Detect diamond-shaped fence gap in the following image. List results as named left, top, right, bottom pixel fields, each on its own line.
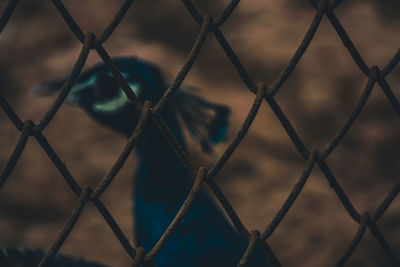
left=329, top=1, right=400, bottom=69
left=200, top=92, right=295, bottom=226
left=0, top=195, right=71, bottom=248
left=240, top=103, right=305, bottom=166
left=371, top=0, right=400, bottom=21
left=344, top=227, right=393, bottom=267
left=24, top=46, right=96, bottom=99
left=323, top=84, right=400, bottom=205
left=0, top=63, right=71, bottom=136
left=98, top=174, right=133, bottom=239
left=0, top=0, right=76, bottom=59
left=210, top=0, right=321, bottom=88
left=90, top=141, right=137, bottom=252
left=210, top=100, right=305, bottom=224
left=39, top=101, right=131, bottom=187
left=273, top=28, right=370, bottom=152
left=0, top=135, right=78, bottom=210
left=0, top=138, right=80, bottom=247
left=181, top=35, right=246, bottom=95
left=334, top=212, right=369, bottom=267
left=170, top=36, right=258, bottom=165
left=268, top=167, right=358, bottom=267
left=125, top=0, right=205, bottom=57
left=117, top=11, right=213, bottom=103
left=178, top=82, right=248, bottom=163
left=153, top=17, right=212, bottom=113
left=261, top=149, right=319, bottom=243
left=212, top=90, right=303, bottom=167
left=52, top=200, right=134, bottom=266
left=55, top=0, right=129, bottom=41
left=58, top=0, right=135, bottom=52
left=222, top=153, right=307, bottom=230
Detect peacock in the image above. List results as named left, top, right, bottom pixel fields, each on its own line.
left=4, top=57, right=279, bottom=266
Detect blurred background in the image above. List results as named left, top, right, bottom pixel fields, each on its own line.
left=0, top=0, right=400, bottom=266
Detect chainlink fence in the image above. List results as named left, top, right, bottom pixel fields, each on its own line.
left=0, top=0, right=399, bottom=266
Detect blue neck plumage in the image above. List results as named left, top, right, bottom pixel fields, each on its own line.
left=132, top=107, right=194, bottom=250
left=133, top=106, right=192, bottom=207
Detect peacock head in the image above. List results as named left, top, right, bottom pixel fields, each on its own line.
left=33, top=57, right=230, bottom=152
left=33, top=57, right=167, bottom=136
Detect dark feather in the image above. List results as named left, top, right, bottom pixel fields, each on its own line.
left=171, top=86, right=230, bottom=153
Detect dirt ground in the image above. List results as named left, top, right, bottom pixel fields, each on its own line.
left=0, top=1, right=400, bottom=266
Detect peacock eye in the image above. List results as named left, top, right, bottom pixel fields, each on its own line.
left=106, top=71, right=131, bottom=80
left=95, top=73, right=119, bottom=99
left=72, top=74, right=97, bottom=92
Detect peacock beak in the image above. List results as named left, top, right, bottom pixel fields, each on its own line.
left=31, top=75, right=85, bottom=106
left=31, top=76, right=67, bottom=96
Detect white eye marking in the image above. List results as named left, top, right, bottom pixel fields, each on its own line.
left=106, top=71, right=131, bottom=80
left=66, top=74, right=98, bottom=105
left=72, top=74, right=97, bottom=92
left=92, top=82, right=141, bottom=113
left=93, top=90, right=129, bottom=112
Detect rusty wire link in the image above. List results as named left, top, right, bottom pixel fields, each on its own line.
left=316, top=160, right=362, bottom=223
left=377, top=77, right=400, bottom=116
left=96, top=0, right=135, bottom=45
left=381, top=49, right=400, bottom=77
left=95, top=43, right=144, bottom=111
left=36, top=34, right=95, bottom=132
left=208, top=83, right=267, bottom=179
left=91, top=101, right=153, bottom=199
left=268, top=0, right=327, bottom=97
left=261, top=149, right=319, bottom=240
left=206, top=178, right=249, bottom=237
left=0, top=0, right=18, bottom=33
left=0, top=120, right=33, bottom=189
left=334, top=212, right=370, bottom=267
left=152, top=112, right=195, bottom=174
left=237, top=230, right=261, bottom=267
left=369, top=219, right=399, bottom=265
left=91, top=198, right=137, bottom=260
left=372, top=179, right=400, bottom=223
left=153, top=15, right=213, bottom=115
left=320, top=66, right=379, bottom=160
left=1, top=0, right=400, bottom=266
left=0, top=91, right=24, bottom=130
left=132, top=247, right=146, bottom=267
left=33, top=131, right=83, bottom=196
left=51, top=0, right=85, bottom=43
left=39, top=187, right=93, bottom=267
left=146, top=167, right=207, bottom=261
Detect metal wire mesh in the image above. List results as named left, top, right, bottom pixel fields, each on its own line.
left=0, top=0, right=399, bottom=266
